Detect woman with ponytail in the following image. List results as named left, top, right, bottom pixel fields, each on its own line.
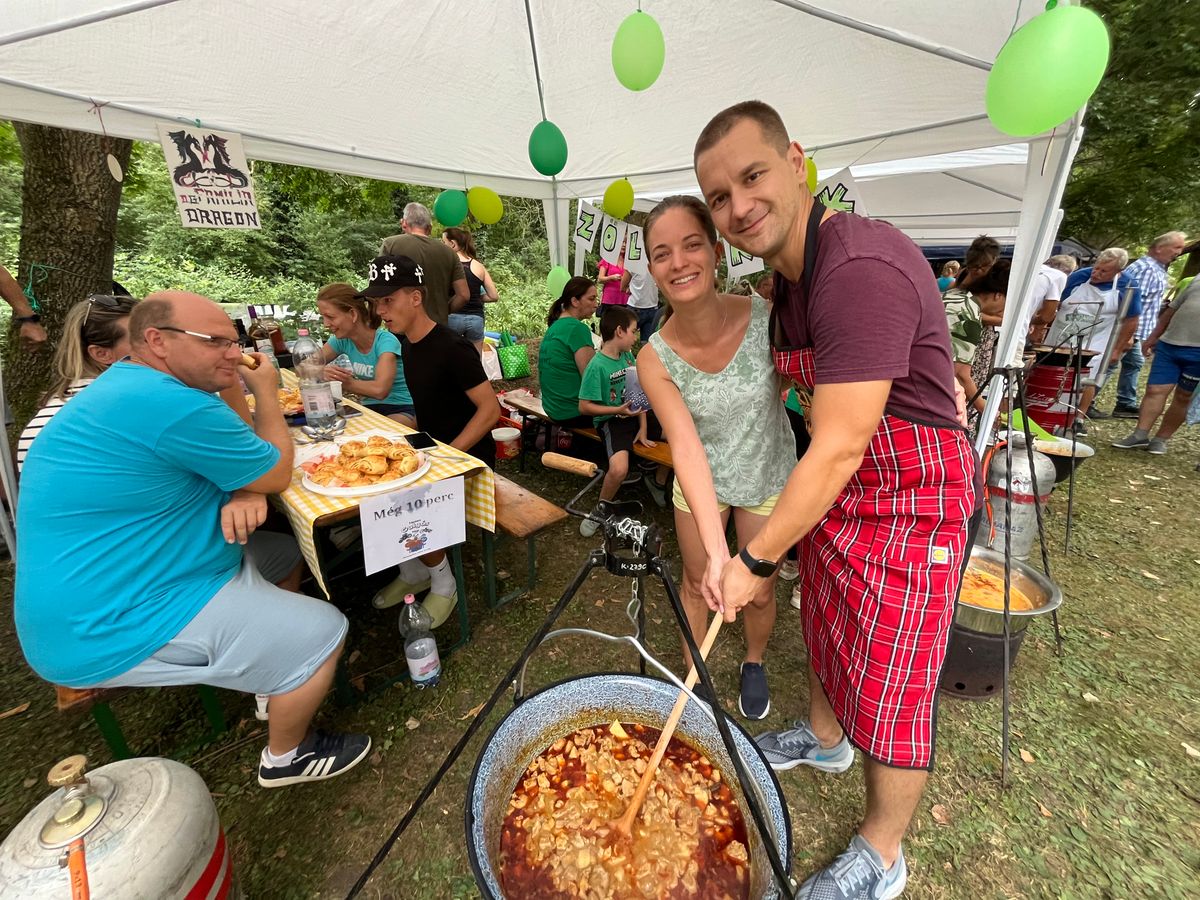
left=442, top=226, right=499, bottom=352
left=317, top=283, right=415, bottom=426
left=17, top=294, right=140, bottom=471
left=537, top=276, right=599, bottom=428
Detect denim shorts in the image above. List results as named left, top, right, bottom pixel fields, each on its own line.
left=1147, top=340, right=1200, bottom=393
left=367, top=402, right=417, bottom=419
left=94, top=532, right=347, bottom=696
left=447, top=313, right=485, bottom=343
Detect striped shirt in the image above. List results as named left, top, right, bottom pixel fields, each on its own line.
left=17, top=379, right=94, bottom=472
left=1124, top=255, right=1170, bottom=340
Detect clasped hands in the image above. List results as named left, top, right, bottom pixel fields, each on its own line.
left=701, top=548, right=768, bottom=624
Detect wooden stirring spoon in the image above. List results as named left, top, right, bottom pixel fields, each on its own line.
left=611, top=614, right=724, bottom=842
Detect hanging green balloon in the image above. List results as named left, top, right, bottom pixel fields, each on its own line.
left=433, top=190, right=469, bottom=227
left=603, top=178, right=635, bottom=219
left=546, top=265, right=571, bottom=297
left=611, top=11, right=665, bottom=91
left=986, top=6, right=1110, bottom=137
left=528, top=120, right=569, bottom=177
left=467, top=187, right=504, bottom=225
left=806, top=158, right=818, bottom=193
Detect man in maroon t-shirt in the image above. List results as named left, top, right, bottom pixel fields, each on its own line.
left=694, top=101, right=977, bottom=900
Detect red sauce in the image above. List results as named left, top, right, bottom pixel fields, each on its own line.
left=499, top=723, right=750, bottom=899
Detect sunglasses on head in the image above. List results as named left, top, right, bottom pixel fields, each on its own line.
left=83, top=294, right=129, bottom=327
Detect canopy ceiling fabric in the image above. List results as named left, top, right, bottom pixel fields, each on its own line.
left=0, top=0, right=1049, bottom=200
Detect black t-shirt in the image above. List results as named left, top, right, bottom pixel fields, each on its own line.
left=400, top=324, right=495, bottom=467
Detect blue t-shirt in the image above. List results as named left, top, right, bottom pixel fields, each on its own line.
left=1062, top=267, right=1142, bottom=319
left=327, top=330, right=412, bottom=408
left=14, top=363, right=280, bottom=686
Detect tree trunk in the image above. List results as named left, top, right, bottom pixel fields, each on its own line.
left=5, top=124, right=131, bottom=429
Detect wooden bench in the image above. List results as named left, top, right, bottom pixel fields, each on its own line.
left=482, top=474, right=568, bottom=609
left=56, top=684, right=227, bottom=760
left=503, top=394, right=674, bottom=471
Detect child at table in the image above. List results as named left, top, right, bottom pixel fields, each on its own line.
left=576, top=306, right=667, bottom=536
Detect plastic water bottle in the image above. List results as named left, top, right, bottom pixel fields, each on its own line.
left=398, top=593, right=441, bottom=688
left=332, top=352, right=353, bottom=372
left=292, top=328, right=338, bottom=432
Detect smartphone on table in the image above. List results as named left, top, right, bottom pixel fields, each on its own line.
left=404, top=431, right=438, bottom=450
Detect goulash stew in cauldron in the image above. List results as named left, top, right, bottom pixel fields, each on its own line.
left=500, top=722, right=749, bottom=899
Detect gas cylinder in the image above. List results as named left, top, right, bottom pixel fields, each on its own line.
left=0, top=755, right=240, bottom=899
left=978, top=434, right=1057, bottom=560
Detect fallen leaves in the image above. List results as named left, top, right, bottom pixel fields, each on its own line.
left=931, top=803, right=951, bottom=826
left=459, top=702, right=486, bottom=721
left=1019, top=748, right=1035, bottom=764
left=1036, top=801, right=1053, bottom=818
left=1107, top=498, right=1125, bottom=504
left=1082, top=692, right=1100, bottom=703
left=405, top=717, right=420, bottom=730
left=1141, top=571, right=1162, bottom=581
left=0, top=702, right=30, bottom=720
left=1183, top=742, right=1200, bottom=759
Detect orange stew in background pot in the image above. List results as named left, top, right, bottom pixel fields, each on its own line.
left=500, top=722, right=750, bottom=899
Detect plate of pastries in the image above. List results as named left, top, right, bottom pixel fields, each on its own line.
left=299, top=431, right=431, bottom=497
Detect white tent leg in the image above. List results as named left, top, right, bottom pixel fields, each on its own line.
left=974, top=119, right=1085, bottom=458
left=541, top=191, right=570, bottom=270
left=0, top=359, right=19, bottom=556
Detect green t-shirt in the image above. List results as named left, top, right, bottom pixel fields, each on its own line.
left=579, top=349, right=636, bottom=426
left=538, top=316, right=595, bottom=421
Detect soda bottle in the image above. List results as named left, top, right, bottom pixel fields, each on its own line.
left=398, top=593, right=441, bottom=688
left=292, top=328, right=338, bottom=433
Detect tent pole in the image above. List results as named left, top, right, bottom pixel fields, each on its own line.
left=974, top=118, right=1085, bottom=458
left=0, top=0, right=186, bottom=49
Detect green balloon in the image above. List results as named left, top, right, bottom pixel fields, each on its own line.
left=546, top=265, right=571, bottom=297
left=468, top=187, right=504, bottom=225
left=611, top=11, right=665, bottom=92
left=986, top=6, right=1110, bottom=137
left=433, top=190, right=468, bottom=227
left=603, top=178, right=635, bottom=219
left=528, top=120, right=568, bottom=177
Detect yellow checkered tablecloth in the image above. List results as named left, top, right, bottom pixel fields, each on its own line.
left=273, top=380, right=495, bottom=597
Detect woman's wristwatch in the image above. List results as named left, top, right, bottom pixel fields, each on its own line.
left=738, top=546, right=780, bottom=577
left=14, top=314, right=41, bottom=324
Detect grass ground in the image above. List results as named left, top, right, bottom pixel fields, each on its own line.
left=2, top=386, right=1198, bottom=898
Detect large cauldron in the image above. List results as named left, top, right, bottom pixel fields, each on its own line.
left=466, top=673, right=793, bottom=899
left=955, top=546, right=1063, bottom=635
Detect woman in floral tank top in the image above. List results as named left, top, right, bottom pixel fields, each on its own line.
left=637, top=196, right=795, bottom=721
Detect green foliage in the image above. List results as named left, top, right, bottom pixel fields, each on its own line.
left=1060, top=0, right=1200, bottom=246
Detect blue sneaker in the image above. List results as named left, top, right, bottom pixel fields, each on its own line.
left=754, top=720, right=854, bottom=772
left=798, top=835, right=907, bottom=899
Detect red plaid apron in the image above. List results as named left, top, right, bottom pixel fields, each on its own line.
left=772, top=201, right=977, bottom=768
left=776, top=346, right=976, bottom=769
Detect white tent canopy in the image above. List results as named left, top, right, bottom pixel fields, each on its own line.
left=2, top=0, right=1048, bottom=200
left=0, top=0, right=1089, bottom=455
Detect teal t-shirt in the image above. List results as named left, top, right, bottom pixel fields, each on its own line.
left=327, top=330, right=412, bottom=408
left=14, top=362, right=280, bottom=686
left=538, top=316, right=595, bottom=421
left=579, top=349, right=635, bottom=426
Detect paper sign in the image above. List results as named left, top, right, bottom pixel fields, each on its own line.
left=597, top=216, right=629, bottom=265
left=722, top=239, right=765, bottom=280
left=814, top=167, right=868, bottom=217
left=358, top=476, right=465, bottom=575
left=156, top=123, right=260, bottom=229
left=573, top=200, right=601, bottom=274
left=624, top=224, right=648, bottom=274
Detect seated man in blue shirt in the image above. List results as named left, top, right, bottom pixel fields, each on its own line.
left=15, top=291, right=370, bottom=789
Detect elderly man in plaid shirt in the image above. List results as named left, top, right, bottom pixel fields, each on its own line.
left=1103, top=231, right=1188, bottom=418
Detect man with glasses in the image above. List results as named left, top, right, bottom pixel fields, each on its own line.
left=16, top=291, right=371, bottom=789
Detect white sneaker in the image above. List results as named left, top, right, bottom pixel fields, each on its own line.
left=789, top=583, right=802, bottom=610
left=580, top=518, right=599, bottom=538
left=778, top=559, right=799, bottom=582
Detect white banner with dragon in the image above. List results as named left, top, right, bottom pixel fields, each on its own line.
left=156, top=124, right=261, bottom=229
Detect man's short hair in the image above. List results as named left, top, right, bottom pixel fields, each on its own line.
left=964, top=235, right=1002, bottom=271
left=402, top=202, right=433, bottom=232
left=694, top=100, right=790, bottom=165
left=599, top=305, right=638, bottom=342
left=1045, top=254, right=1077, bottom=274
left=127, top=297, right=175, bottom=346
left=1150, top=230, right=1187, bottom=249
left=1096, top=247, right=1130, bottom=269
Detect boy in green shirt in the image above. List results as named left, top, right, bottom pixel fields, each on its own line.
left=577, top=306, right=655, bottom=536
